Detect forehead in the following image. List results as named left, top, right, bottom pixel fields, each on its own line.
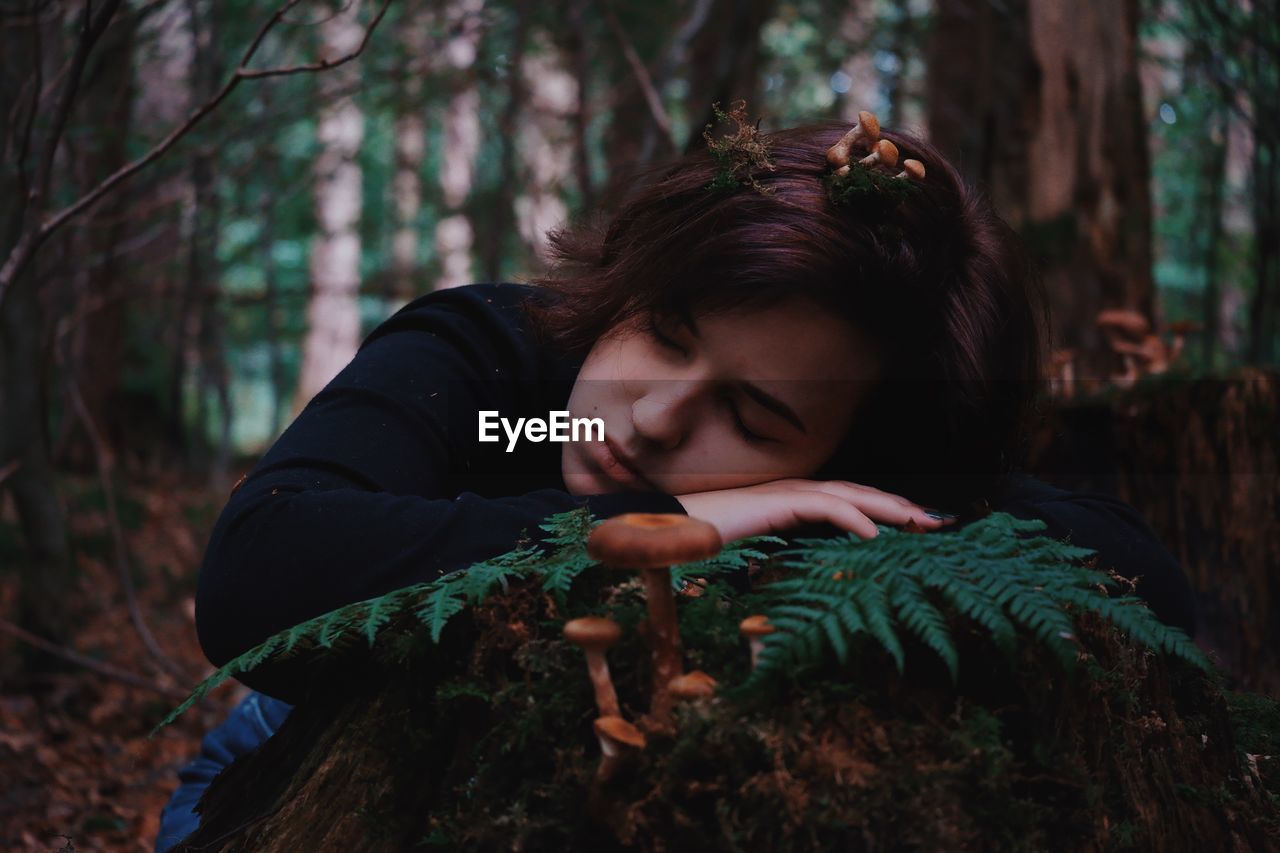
left=688, top=297, right=879, bottom=385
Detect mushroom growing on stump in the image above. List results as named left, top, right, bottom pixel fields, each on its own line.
left=1166, top=320, right=1202, bottom=364
left=1096, top=309, right=1154, bottom=388
left=739, top=615, right=776, bottom=671
left=587, top=513, right=722, bottom=726
left=669, top=670, right=718, bottom=702
left=563, top=616, right=623, bottom=718
left=593, top=715, right=646, bottom=783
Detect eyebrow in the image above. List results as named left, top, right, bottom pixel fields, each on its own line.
left=676, top=313, right=808, bottom=435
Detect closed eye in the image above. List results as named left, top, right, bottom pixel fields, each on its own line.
left=646, top=316, right=776, bottom=442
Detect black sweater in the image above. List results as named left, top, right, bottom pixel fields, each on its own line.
left=196, top=282, right=1199, bottom=701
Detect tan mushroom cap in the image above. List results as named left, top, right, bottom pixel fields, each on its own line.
left=593, top=715, right=646, bottom=749
left=669, top=670, right=718, bottom=700
left=858, top=138, right=899, bottom=169
left=857, top=110, right=881, bottom=141
left=898, top=159, right=925, bottom=180
left=587, top=513, right=723, bottom=569
left=739, top=614, right=776, bottom=638
left=563, top=616, right=622, bottom=650
left=1096, top=309, right=1150, bottom=340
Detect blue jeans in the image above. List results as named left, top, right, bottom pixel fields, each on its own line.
left=154, top=691, right=294, bottom=853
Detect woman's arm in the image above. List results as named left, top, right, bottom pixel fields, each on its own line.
left=195, top=284, right=682, bottom=701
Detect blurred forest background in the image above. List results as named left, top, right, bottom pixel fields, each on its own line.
left=0, top=0, right=1276, bottom=847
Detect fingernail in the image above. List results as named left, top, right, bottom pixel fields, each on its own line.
left=924, top=511, right=958, bottom=521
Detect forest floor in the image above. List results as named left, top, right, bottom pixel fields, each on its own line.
left=0, top=470, right=251, bottom=852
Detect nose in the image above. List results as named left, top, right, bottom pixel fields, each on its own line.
left=630, top=381, right=702, bottom=452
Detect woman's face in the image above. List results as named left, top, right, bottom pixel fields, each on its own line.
left=561, top=296, right=881, bottom=497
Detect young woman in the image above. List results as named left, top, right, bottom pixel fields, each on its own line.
left=155, top=119, right=1198, bottom=851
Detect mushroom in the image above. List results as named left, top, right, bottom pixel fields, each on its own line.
left=593, top=715, right=646, bottom=782
left=857, top=139, right=899, bottom=171
left=826, top=110, right=881, bottom=167
left=563, top=616, right=623, bottom=718
left=1165, top=320, right=1202, bottom=364
left=1096, top=308, right=1150, bottom=346
left=668, top=670, right=717, bottom=701
left=1048, top=347, right=1077, bottom=400
left=1111, top=333, right=1172, bottom=377
left=1097, top=309, right=1154, bottom=386
left=587, top=513, right=722, bottom=725
left=894, top=159, right=925, bottom=181
left=739, top=615, right=776, bottom=671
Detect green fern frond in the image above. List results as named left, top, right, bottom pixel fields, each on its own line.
left=745, top=511, right=1209, bottom=690
left=885, top=572, right=957, bottom=681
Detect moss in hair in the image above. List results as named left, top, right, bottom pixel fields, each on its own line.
left=702, top=99, right=777, bottom=195
left=822, top=163, right=920, bottom=215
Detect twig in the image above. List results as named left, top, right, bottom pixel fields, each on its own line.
left=602, top=4, right=676, bottom=151
left=0, top=617, right=189, bottom=700
left=0, top=0, right=393, bottom=309
left=61, top=372, right=192, bottom=682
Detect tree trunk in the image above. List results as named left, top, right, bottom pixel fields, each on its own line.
left=1199, top=101, right=1227, bottom=368
left=294, top=0, right=366, bottom=410
left=176, top=581, right=1278, bottom=850
left=513, top=30, right=575, bottom=268
left=479, top=0, right=530, bottom=284
left=679, top=0, right=776, bottom=155
left=1027, top=367, right=1280, bottom=699
left=0, top=3, right=75, bottom=650
left=927, top=0, right=1155, bottom=370
left=52, top=10, right=139, bottom=474
left=436, top=0, right=484, bottom=291
left=389, top=7, right=429, bottom=307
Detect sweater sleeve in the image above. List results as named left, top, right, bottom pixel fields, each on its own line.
left=994, top=473, right=1199, bottom=638
left=194, top=284, right=684, bottom=701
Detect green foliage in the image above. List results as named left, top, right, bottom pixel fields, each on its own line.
left=152, top=509, right=1212, bottom=738
left=148, top=507, right=774, bottom=735
left=744, top=512, right=1211, bottom=690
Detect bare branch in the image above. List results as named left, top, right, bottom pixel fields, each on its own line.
left=0, top=0, right=393, bottom=308
left=0, top=616, right=190, bottom=700
left=33, top=0, right=126, bottom=207
left=603, top=4, right=676, bottom=152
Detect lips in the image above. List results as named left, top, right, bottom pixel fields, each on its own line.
left=593, top=436, right=655, bottom=491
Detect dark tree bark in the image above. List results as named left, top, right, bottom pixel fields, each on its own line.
left=52, top=8, right=140, bottom=473
left=1027, top=368, right=1280, bottom=698
left=927, top=0, right=1156, bottom=373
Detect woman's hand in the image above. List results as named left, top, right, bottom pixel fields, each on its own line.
left=674, top=479, right=955, bottom=543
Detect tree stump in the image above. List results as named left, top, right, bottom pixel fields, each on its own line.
left=176, top=581, right=1280, bottom=851
left=1028, top=367, right=1280, bottom=697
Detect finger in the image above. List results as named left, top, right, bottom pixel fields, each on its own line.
left=801, top=481, right=943, bottom=528
left=787, top=493, right=880, bottom=539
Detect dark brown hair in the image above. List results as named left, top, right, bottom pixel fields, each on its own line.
left=522, top=120, right=1050, bottom=516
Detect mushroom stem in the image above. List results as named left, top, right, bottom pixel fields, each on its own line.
left=640, top=567, right=683, bottom=724
left=739, top=615, right=776, bottom=672
left=585, top=652, right=620, bottom=718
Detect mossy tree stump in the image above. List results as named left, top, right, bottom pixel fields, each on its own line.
left=175, top=580, right=1279, bottom=851
left=1028, top=367, right=1280, bottom=698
